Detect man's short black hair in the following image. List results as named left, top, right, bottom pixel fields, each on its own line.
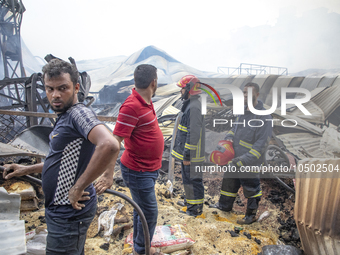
left=244, top=82, right=260, bottom=94
left=42, top=59, right=79, bottom=86
left=134, top=64, right=157, bottom=89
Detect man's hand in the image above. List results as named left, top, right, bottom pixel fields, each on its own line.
left=94, top=175, right=113, bottom=195
left=183, top=160, right=191, bottom=166
left=2, top=164, right=27, bottom=180
left=68, top=186, right=90, bottom=210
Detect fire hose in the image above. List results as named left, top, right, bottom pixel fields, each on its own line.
left=0, top=167, right=151, bottom=255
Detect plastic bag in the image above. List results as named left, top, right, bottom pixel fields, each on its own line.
left=125, top=224, right=195, bottom=254
left=98, top=203, right=124, bottom=241
left=26, top=228, right=48, bottom=255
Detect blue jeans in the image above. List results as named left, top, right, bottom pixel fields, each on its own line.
left=120, top=162, right=159, bottom=254
left=45, top=204, right=97, bottom=255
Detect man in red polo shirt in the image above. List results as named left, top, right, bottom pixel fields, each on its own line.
left=98, top=64, right=163, bottom=255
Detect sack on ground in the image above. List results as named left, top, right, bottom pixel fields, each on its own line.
left=125, top=224, right=195, bottom=254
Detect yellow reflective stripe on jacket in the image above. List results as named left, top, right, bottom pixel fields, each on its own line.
left=220, top=190, right=237, bottom=197
left=249, top=191, right=262, bottom=198
left=192, top=132, right=204, bottom=162
left=178, top=124, right=188, bottom=132
left=185, top=143, right=197, bottom=150
left=227, top=130, right=234, bottom=136
left=249, top=149, right=261, bottom=159
left=239, top=140, right=253, bottom=149
left=171, top=150, right=183, bottom=160
left=236, top=161, right=243, bottom=167
left=191, top=156, right=205, bottom=162
left=186, top=199, right=204, bottom=205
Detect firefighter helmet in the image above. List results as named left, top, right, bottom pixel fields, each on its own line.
left=210, top=140, right=235, bottom=166
left=177, top=75, right=201, bottom=95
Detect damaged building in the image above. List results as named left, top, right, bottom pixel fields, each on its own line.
left=1, top=68, right=340, bottom=254
left=0, top=1, right=340, bottom=253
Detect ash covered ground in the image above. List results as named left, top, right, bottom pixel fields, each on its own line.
left=1, top=158, right=300, bottom=255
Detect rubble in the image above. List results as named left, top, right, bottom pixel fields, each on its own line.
left=1, top=74, right=340, bottom=254
left=0, top=160, right=302, bottom=254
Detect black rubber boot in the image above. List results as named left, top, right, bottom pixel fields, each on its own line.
left=185, top=204, right=203, bottom=217
left=237, top=208, right=257, bottom=225
left=237, top=197, right=260, bottom=225
left=209, top=195, right=235, bottom=212
left=209, top=202, right=232, bottom=212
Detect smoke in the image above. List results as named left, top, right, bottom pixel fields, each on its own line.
left=181, top=7, right=340, bottom=74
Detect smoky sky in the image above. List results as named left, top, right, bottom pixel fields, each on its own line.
left=20, top=6, right=340, bottom=76
left=180, top=7, right=340, bottom=74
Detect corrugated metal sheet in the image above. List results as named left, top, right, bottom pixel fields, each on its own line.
left=236, top=75, right=256, bottom=89
left=288, top=77, right=305, bottom=88
left=252, top=74, right=272, bottom=89
left=200, top=77, right=237, bottom=87
left=331, top=76, right=340, bottom=87
left=159, top=105, right=180, bottom=138
left=0, top=142, right=45, bottom=158
left=212, top=75, right=255, bottom=101
left=276, top=133, right=330, bottom=159
left=317, top=75, right=338, bottom=88
left=265, top=76, right=294, bottom=106
left=258, top=75, right=280, bottom=103
left=310, top=79, right=340, bottom=119
left=96, top=103, right=122, bottom=117
left=272, top=112, right=323, bottom=136
left=295, top=158, right=340, bottom=255
left=288, top=100, right=325, bottom=124
left=287, top=87, right=329, bottom=124
left=162, top=105, right=181, bottom=116
left=299, top=76, right=323, bottom=91
left=154, top=94, right=180, bottom=116
left=155, top=82, right=179, bottom=96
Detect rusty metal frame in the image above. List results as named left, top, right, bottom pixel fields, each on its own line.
left=217, top=63, right=288, bottom=76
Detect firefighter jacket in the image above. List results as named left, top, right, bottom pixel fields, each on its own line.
left=225, top=100, right=272, bottom=167
left=171, top=96, right=205, bottom=162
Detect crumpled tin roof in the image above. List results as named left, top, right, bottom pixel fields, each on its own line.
left=295, top=158, right=340, bottom=255
left=276, top=132, right=328, bottom=159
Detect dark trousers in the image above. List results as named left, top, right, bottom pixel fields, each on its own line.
left=219, top=172, right=262, bottom=211
left=45, top=203, right=97, bottom=255
left=181, top=162, right=204, bottom=212
left=120, top=163, right=159, bottom=254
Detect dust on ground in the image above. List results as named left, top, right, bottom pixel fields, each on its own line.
left=1, top=161, right=299, bottom=255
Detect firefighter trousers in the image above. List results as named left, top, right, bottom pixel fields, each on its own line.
left=181, top=162, right=204, bottom=213
left=218, top=172, right=262, bottom=211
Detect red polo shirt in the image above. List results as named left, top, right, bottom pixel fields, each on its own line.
left=113, top=88, right=164, bottom=171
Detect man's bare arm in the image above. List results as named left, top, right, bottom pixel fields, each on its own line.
left=2, top=163, right=44, bottom=180
left=94, top=134, right=124, bottom=194
left=68, top=124, right=120, bottom=210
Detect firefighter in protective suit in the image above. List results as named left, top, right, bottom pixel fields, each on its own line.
left=171, top=75, right=205, bottom=216
left=210, top=82, right=272, bottom=224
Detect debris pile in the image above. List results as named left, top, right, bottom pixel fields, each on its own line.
left=0, top=160, right=304, bottom=254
